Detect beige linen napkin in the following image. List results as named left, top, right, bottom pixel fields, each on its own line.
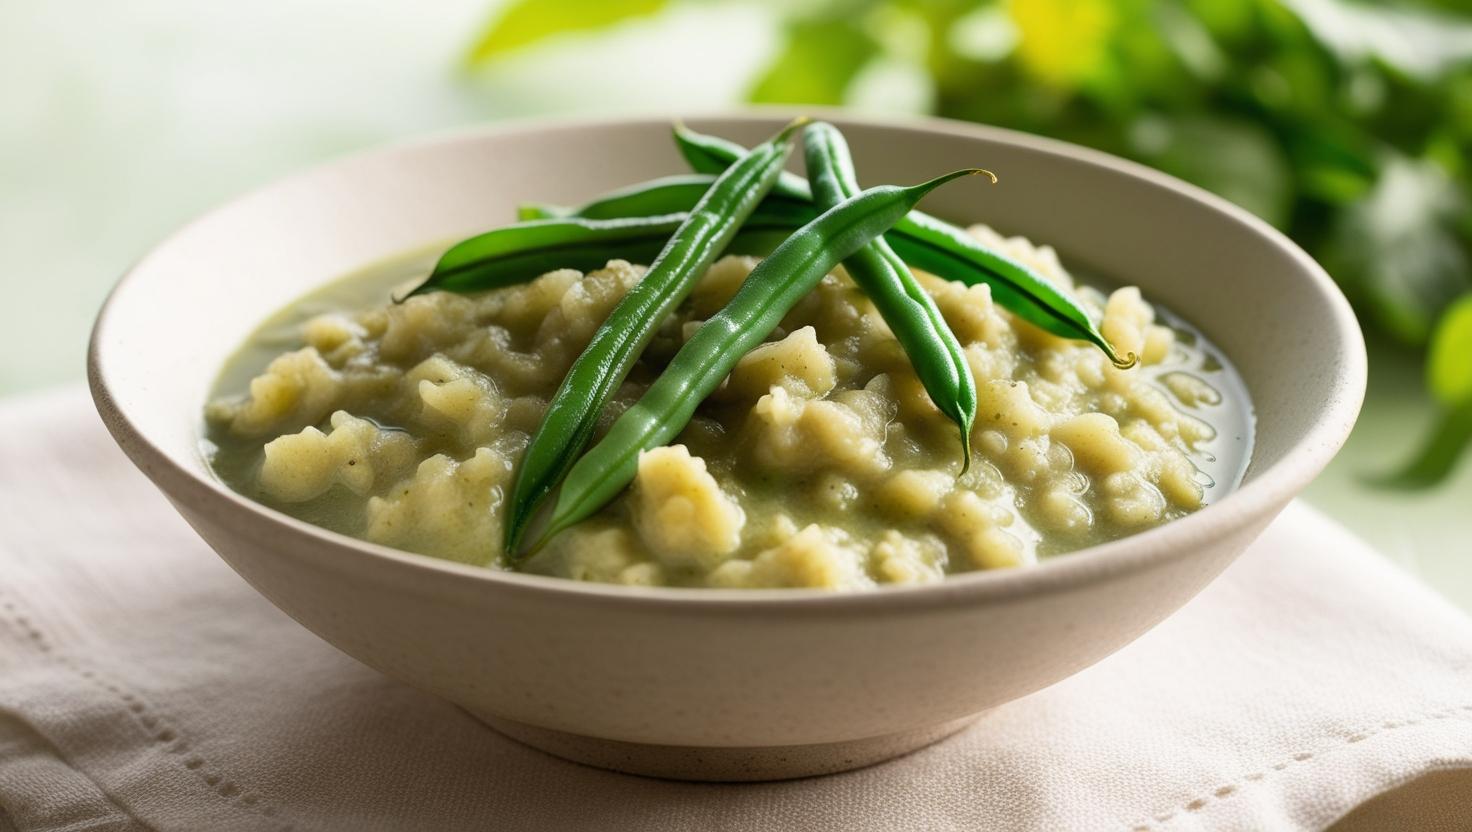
left=1, top=387, right=1470, bottom=832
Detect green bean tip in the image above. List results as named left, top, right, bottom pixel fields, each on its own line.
left=1111, top=350, right=1139, bottom=370
left=777, top=116, right=812, bottom=142
left=952, top=168, right=997, bottom=183
left=912, top=168, right=991, bottom=193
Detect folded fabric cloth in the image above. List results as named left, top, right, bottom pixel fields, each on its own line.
left=1, top=387, right=1469, bottom=832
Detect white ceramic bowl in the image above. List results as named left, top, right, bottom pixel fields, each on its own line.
left=89, top=112, right=1365, bottom=781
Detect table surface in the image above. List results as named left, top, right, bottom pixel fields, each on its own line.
left=4, top=0, right=1468, bottom=608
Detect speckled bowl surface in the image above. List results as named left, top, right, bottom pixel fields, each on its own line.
left=89, top=111, right=1365, bottom=781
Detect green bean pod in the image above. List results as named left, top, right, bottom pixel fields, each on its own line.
left=517, top=175, right=721, bottom=222
left=803, top=121, right=977, bottom=471
left=529, top=172, right=1131, bottom=368
left=527, top=169, right=984, bottom=554
left=502, top=120, right=804, bottom=556
left=407, top=214, right=679, bottom=297
left=521, top=175, right=802, bottom=223
left=486, top=173, right=1133, bottom=375
left=404, top=208, right=803, bottom=298
left=674, top=126, right=1136, bottom=368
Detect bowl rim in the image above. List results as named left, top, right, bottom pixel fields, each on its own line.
left=88, top=107, right=1367, bottom=613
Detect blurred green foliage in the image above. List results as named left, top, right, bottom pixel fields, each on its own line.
left=1382, top=294, right=1472, bottom=487
left=466, top=0, right=1472, bottom=485
left=466, top=0, right=669, bottom=64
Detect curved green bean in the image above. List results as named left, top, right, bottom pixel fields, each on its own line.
left=402, top=211, right=797, bottom=299
left=526, top=169, right=985, bottom=554
left=675, top=126, right=1136, bottom=368
left=676, top=125, right=813, bottom=203
left=803, top=122, right=978, bottom=471
left=503, top=120, right=803, bottom=556
left=517, top=175, right=719, bottom=222
left=521, top=175, right=797, bottom=223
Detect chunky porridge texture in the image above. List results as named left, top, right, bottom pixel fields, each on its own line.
left=208, top=226, right=1235, bottom=589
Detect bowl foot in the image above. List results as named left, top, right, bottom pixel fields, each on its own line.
left=467, top=710, right=982, bottom=782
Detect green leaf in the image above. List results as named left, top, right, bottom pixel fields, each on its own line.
left=1324, top=155, right=1471, bottom=344
left=1282, top=0, right=1472, bottom=81
left=1136, top=115, right=1294, bottom=227
left=465, top=0, right=668, bottom=65
left=1371, top=402, right=1472, bottom=490
left=1183, top=0, right=1255, bottom=41
left=747, top=17, right=879, bottom=105
left=1428, top=293, right=1472, bottom=407
left=1285, top=124, right=1378, bottom=205
left=1373, top=295, right=1472, bottom=491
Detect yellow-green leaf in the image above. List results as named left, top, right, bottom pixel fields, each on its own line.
left=1009, top=0, right=1119, bottom=89
left=1428, top=294, right=1472, bottom=407
left=466, top=0, right=668, bottom=65
left=747, top=18, right=878, bottom=105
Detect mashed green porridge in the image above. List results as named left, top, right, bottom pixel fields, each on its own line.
left=206, top=226, right=1252, bottom=589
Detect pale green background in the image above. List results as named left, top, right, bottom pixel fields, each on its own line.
left=3, top=0, right=1467, bottom=607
